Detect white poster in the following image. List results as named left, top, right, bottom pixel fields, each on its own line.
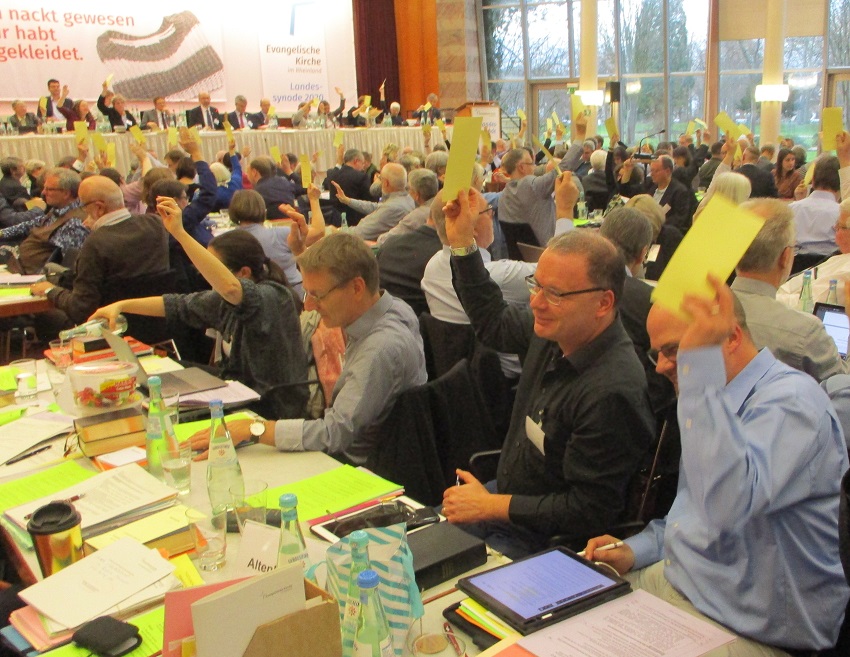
left=0, top=0, right=356, bottom=112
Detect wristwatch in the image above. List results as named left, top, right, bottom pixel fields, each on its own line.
left=450, top=242, right=478, bottom=257
left=249, top=420, right=266, bottom=444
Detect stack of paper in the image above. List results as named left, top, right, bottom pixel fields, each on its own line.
left=19, top=538, right=177, bottom=635
left=5, top=464, right=179, bottom=538
left=0, top=411, right=73, bottom=465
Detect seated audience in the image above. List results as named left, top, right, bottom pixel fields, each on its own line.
left=251, top=98, right=275, bottom=128
left=227, top=95, right=255, bottom=129
left=186, top=92, right=223, bottom=130
left=291, top=100, right=313, bottom=128
left=585, top=277, right=849, bottom=655
left=757, top=143, right=776, bottom=171
left=25, top=160, right=45, bottom=199
left=247, top=157, right=297, bottom=220
left=414, top=93, right=441, bottom=123
left=736, top=144, right=779, bottom=198
left=316, top=90, right=346, bottom=128
left=92, top=198, right=308, bottom=420
left=30, top=176, right=169, bottom=326
left=697, top=140, right=725, bottom=188
left=774, top=147, right=802, bottom=200
left=582, top=149, right=611, bottom=212
left=334, top=163, right=415, bottom=241
left=324, top=149, right=373, bottom=225
left=790, top=155, right=841, bottom=257
left=441, top=190, right=654, bottom=557
left=38, top=79, right=72, bottom=122
left=97, top=83, right=136, bottom=131
left=140, top=97, right=171, bottom=130
left=619, top=155, right=695, bottom=232
left=188, top=232, right=427, bottom=464
left=376, top=169, right=439, bottom=245
left=0, top=157, right=30, bottom=208
left=57, top=99, right=95, bottom=132
left=210, top=142, right=243, bottom=210
left=8, top=100, right=41, bottom=132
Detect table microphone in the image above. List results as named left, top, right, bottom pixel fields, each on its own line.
left=635, top=129, right=666, bottom=160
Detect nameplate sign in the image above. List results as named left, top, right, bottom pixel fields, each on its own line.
left=235, top=520, right=280, bottom=577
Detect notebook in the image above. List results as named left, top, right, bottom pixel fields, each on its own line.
left=102, top=329, right=226, bottom=396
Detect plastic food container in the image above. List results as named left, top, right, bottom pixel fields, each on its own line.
left=68, top=361, right=139, bottom=409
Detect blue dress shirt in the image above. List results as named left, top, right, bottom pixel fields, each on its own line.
left=627, top=346, right=849, bottom=650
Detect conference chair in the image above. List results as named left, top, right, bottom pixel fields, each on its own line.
left=516, top=242, right=544, bottom=263
left=791, top=252, right=834, bottom=277
left=498, top=220, right=538, bottom=262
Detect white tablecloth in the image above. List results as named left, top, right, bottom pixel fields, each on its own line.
left=0, top=126, right=450, bottom=178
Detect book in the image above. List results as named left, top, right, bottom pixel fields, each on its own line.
left=92, top=446, right=146, bottom=470
left=5, top=464, right=179, bottom=538
left=69, top=336, right=152, bottom=364
left=74, top=407, right=146, bottom=457
left=84, top=504, right=194, bottom=557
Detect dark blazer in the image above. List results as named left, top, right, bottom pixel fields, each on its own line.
left=378, top=101, right=405, bottom=126
left=186, top=105, right=223, bottom=130
left=376, top=225, right=443, bottom=318
left=140, top=109, right=170, bottom=130
left=226, top=111, right=256, bottom=130
left=8, top=112, right=40, bottom=132
left=737, top=163, right=779, bottom=198
left=249, top=112, right=269, bottom=128
left=0, top=176, right=30, bottom=208
left=37, top=96, right=72, bottom=119
left=643, top=177, right=695, bottom=232
left=96, top=95, right=137, bottom=130
left=323, top=164, right=373, bottom=225
left=645, top=223, right=683, bottom=282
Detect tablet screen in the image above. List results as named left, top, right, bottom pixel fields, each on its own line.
left=462, top=549, right=622, bottom=622
left=814, top=303, right=849, bottom=357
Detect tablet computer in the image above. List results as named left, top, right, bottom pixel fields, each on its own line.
left=814, top=302, right=849, bottom=357
left=456, top=547, right=630, bottom=635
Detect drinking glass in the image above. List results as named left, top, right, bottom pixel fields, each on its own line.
left=186, top=506, right=227, bottom=571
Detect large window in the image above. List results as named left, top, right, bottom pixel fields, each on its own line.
left=479, top=0, right=846, bottom=147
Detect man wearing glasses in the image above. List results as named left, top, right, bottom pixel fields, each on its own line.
left=440, top=189, right=654, bottom=558
left=497, top=113, right=587, bottom=246
left=585, top=277, right=848, bottom=655
left=194, top=232, right=427, bottom=466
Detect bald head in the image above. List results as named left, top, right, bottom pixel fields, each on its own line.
left=79, top=175, right=124, bottom=212
left=381, top=163, right=407, bottom=192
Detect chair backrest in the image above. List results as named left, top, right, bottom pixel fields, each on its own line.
left=841, top=469, right=850, bottom=585
left=418, top=312, right=476, bottom=380
left=101, top=270, right=182, bottom=345
left=791, top=253, right=832, bottom=277
left=516, top=242, right=544, bottom=263
left=498, top=220, right=539, bottom=261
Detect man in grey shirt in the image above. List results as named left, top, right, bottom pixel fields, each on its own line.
left=192, top=232, right=427, bottom=465
left=333, top=163, right=414, bottom=241
left=498, top=114, right=585, bottom=245
left=731, top=198, right=849, bottom=382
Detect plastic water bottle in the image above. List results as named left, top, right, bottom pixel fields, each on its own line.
left=342, top=531, right=371, bottom=642
left=340, top=212, right=349, bottom=232
left=144, top=375, right=179, bottom=481
left=206, top=400, right=244, bottom=510
left=277, top=493, right=312, bottom=574
left=353, top=570, right=393, bottom=657
left=58, top=315, right=128, bottom=341
left=827, top=279, right=839, bottom=305
left=798, top=270, right=814, bottom=313
left=577, top=191, right=588, bottom=220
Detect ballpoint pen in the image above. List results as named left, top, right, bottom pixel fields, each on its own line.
left=443, top=622, right=465, bottom=656
left=5, top=444, right=51, bottom=466
left=576, top=540, right=624, bottom=558
left=24, top=493, right=86, bottom=520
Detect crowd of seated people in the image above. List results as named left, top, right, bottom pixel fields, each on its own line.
left=5, top=81, right=850, bottom=654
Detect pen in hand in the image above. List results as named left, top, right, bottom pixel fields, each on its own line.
left=576, top=540, right=624, bottom=558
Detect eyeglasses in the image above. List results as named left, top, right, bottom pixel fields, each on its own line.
left=42, top=187, right=62, bottom=192
left=836, top=223, right=850, bottom=231
left=479, top=205, right=494, bottom=216
left=647, top=344, right=679, bottom=367
left=524, top=275, right=605, bottom=306
left=303, top=278, right=350, bottom=304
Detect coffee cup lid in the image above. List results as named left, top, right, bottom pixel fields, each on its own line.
left=27, top=501, right=81, bottom=535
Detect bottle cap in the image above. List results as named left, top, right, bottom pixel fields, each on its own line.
left=148, top=375, right=161, bottom=387
left=209, top=400, right=224, bottom=417
left=349, top=529, right=369, bottom=548
left=357, top=569, right=379, bottom=589
left=279, top=493, right=298, bottom=509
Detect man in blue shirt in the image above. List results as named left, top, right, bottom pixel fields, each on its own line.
left=585, top=275, right=849, bottom=654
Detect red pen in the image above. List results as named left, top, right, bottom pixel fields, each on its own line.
left=443, top=621, right=464, bottom=656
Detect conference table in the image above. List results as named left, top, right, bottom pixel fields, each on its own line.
left=0, top=126, right=451, bottom=177
left=0, top=373, right=498, bottom=656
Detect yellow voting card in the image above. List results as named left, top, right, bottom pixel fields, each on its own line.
left=38, top=96, right=47, bottom=112
left=517, top=108, right=526, bottom=121
left=532, top=135, right=554, bottom=161
left=435, top=118, right=445, bottom=130
left=299, top=154, right=312, bottom=185
left=652, top=194, right=763, bottom=318
left=686, top=120, right=695, bottom=136
left=804, top=159, right=816, bottom=186
left=737, top=124, right=750, bottom=139
left=105, top=143, right=116, bottom=167
left=188, top=126, right=201, bottom=143
left=822, top=107, right=845, bottom=151
left=605, top=116, right=617, bottom=139
left=694, top=118, right=708, bottom=130
left=423, top=101, right=431, bottom=112
left=73, top=121, right=88, bottom=146
left=269, top=145, right=282, bottom=164
left=223, top=120, right=233, bottom=140
left=167, top=127, right=178, bottom=149
left=442, top=116, right=483, bottom=202
left=571, top=92, right=586, bottom=118
left=24, top=199, right=42, bottom=211
left=546, top=118, right=553, bottom=132
left=552, top=110, right=562, bottom=127
left=364, top=95, right=372, bottom=108
left=368, top=107, right=382, bottom=119
left=90, top=132, right=107, bottom=153
left=269, top=105, right=276, bottom=116
left=422, top=123, right=432, bottom=135
left=105, top=73, right=113, bottom=88
left=714, top=111, right=737, bottom=137
left=129, top=125, right=146, bottom=146
left=333, top=130, right=344, bottom=148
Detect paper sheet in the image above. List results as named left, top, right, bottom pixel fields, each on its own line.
left=822, top=107, right=845, bottom=151
left=269, top=145, right=282, bottom=164
left=0, top=273, right=44, bottom=285
left=713, top=111, right=737, bottom=137
left=364, top=95, right=372, bottom=108
left=266, top=464, right=401, bottom=522
left=20, top=538, right=174, bottom=630
left=531, top=136, right=554, bottom=162
left=299, top=154, right=312, bottom=186
left=129, top=125, right=145, bottom=146
left=333, top=130, right=344, bottom=147
left=552, top=110, right=562, bottom=127
left=686, top=120, right=695, bottom=136
left=804, top=159, right=816, bottom=185
left=90, top=132, right=107, bottom=153
left=570, top=92, right=586, bottom=119
left=694, top=118, right=708, bottom=129
left=737, top=124, right=750, bottom=138
left=0, top=460, right=94, bottom=514
left=605, top=116, right=617, bottom=138
left=179, top=381, right=260, bottom=408
left=105, top=73, right=114, bottom=88
left=652, top=194, right=763, bottom=318
left=441, top=116, right=484, bottom=202
left=73, top=122, right=88, bottom=146
left=546, top=118, right=553, bottom=133
left=167, top=126, right=178, bottom=148
left=518, top=590, right=735, bottom=657
left=85, top=504, right=190, bottom=551
left=0, top=415, right=73, bottom=464
left=223, top=120, right=233, bottom=140
left=172, top=412, right=252, bottom=443
left=106, top=143, right=116, bottom=167
left=517, top=109, right=526, bottom=121
left=38, top=97, right=47, bottom=112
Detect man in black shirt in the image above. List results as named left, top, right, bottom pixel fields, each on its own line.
left=441, top=189, right=654, bottom=557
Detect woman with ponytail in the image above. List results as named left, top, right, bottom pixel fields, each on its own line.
left=90, top=196, right=308, bottom=419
